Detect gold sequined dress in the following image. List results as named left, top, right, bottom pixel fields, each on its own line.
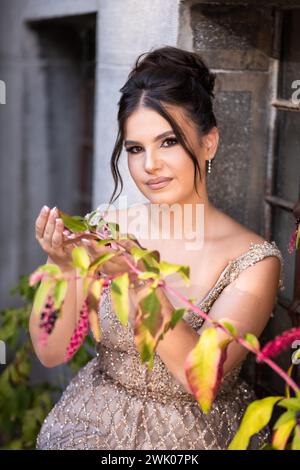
left=36, top=241, right=284, bottom=450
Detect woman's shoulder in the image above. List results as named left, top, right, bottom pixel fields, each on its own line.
left=214, top=210, right=284, bottom=287
left=213, top=209, right=266, bottom=261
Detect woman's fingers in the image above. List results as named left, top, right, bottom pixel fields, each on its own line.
left=43, top=207, right=58, bottom=245
left=35, top=205, right=50, bottom=240
left=52, top=218, right=64, bottom=248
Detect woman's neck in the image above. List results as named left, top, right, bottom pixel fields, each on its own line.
left=145, top=195, right=217, bottom=245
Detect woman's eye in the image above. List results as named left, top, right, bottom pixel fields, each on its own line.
left=126, top=146, right=142, bottom=154
left=126, top=137, right=177, bottom=154
left=161, top=137, right=178, bottom=147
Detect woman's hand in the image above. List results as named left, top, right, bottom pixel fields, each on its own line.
left=35, top=205, right=91, bottom=272
left=82, top=236, right=148, bottom=282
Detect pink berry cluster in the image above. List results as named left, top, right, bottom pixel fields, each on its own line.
left=64, top=298, right=90, bottom=362
left=257, top=326, right=300, bottom=362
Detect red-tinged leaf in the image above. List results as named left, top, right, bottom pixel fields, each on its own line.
left=228, top=396, right=282, bottom=450
left=87, top=278, right=105, bottom=342
left=272, top=415, right=296, bottom=450
left=184, top=328, right=232, bottom=413
left=29, top=263, right=61, bottom=286
left=291, top=425, right=300, bottom=450
left=153, top=308, right=187, bottom=350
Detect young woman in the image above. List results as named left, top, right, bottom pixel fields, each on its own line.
left=32, top=46, right=284, bottom=450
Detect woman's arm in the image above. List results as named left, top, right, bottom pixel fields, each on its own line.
left=29, top=256, right=86, bottom=367
left=133, top=256, right=281, bottom=395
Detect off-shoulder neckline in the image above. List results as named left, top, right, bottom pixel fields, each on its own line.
left=194, top=240, right=280, bottom=307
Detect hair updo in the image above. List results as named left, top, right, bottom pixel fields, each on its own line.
left=108, top=45, right=217, bottom=205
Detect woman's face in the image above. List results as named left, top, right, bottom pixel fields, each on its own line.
left=124, top=104, right=217, bottom=206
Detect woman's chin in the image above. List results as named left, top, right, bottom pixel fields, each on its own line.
left=147, top=194, right=181, bottom=206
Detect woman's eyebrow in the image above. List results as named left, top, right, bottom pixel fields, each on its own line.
left=124, top=130, right=174, bottom=146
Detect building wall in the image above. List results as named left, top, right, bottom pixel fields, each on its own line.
left=0, top=0, right=180, bottom=309
left=1, top=0, right=300, bottom=393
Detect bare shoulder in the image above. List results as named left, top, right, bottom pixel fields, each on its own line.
left=214, top=209, right=268, bottom=261
left=215, top=210, right=281, bottom=283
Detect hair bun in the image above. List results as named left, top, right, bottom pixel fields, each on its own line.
left=133, top=46, right=216, bottom=99
left=188, top=56, right=216, bottom=99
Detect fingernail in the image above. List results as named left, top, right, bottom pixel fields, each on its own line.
left=42, top=205, right=49, bottom=213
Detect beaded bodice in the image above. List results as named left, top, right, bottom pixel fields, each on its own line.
left=94, top=240, right=284, bottom=405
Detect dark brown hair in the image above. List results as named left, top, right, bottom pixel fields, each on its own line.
left=108, top=45, right=217, bottom=205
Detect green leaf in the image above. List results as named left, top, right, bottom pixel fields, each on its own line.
left=159, top=261, right=190, bottom=286
left=140, top=290, right=162, bottom=337
left=153, top=308, right=187, bottom=349
left=169, top=308, right=186, bottom=329
left=272, top=416, right=296, bottom=450
left=285, top=364, right=295, bottom=398
left=32, top=279, right=53, bottom=316
left=37, top=263, right=62, bottom=276
left=274, top=410, right=296, bottom=428
left=87, top=279, right=105, bottom=342
left=227, top=396, right=282, bottom=450
left=219, top=320, right=238, bottom=337
left=88, top=252, right=116, bottom=272
left=59, top=210, right=88, bottom=233
left=107, top=222, right=119, bottom=239
left=137, top=271, right=159, bottom=281
left=29, top=263, right=61, bottom=286
left=184, top=327, right=232, bottom=413
left=177, top=266, right=190, bottom=286
left=277, top=397, right=300, bottom=412
left=71, top=246, right=90, bottom=272
left=53, top=279, right=68, bottom=310
left=244, top=333, right=260, bottom=351
left=130, top=246, right=160, bottom=273
left=134, top=307, right=156, bottom=368
left=110, top=273, right=129, bottom=326
left=291, top=425, right=300, bottom=450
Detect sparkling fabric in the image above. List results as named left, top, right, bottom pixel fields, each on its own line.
left=36, top=240, right=284, bottom=450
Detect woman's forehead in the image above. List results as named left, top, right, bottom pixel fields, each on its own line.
left=123, top=105, right=191, bottom=141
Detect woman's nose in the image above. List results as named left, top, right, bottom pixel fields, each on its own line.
left=144, top=149, right=162, bottom=172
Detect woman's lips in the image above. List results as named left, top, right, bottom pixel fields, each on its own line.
left=146, top=179, right=173, bottom=190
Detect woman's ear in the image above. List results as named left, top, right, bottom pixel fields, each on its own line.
left=203, top=126, right=219, bottom=159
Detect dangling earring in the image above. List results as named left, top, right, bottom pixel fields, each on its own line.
left=207, top=159, right=212, bottom=174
